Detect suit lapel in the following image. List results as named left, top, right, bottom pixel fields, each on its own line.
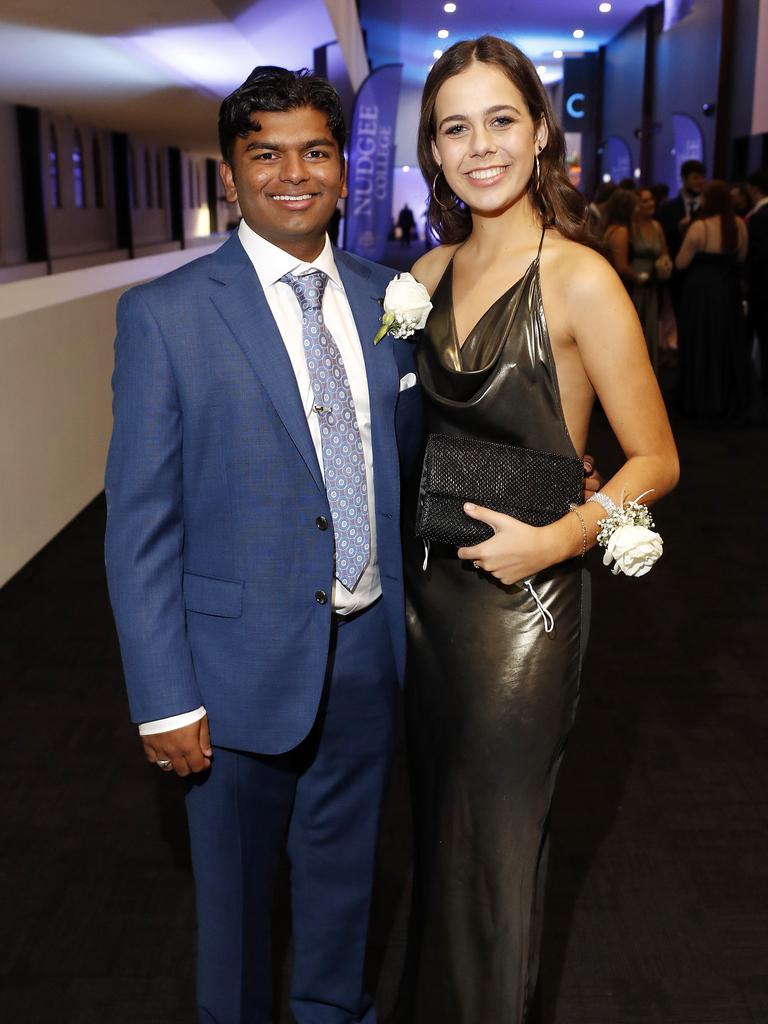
left=209, top=236, right=324, bottom=492
left=336, top=252, right=400, bottom=505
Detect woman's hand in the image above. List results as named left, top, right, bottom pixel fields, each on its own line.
left=457, top=503, right=560, bottom=586
left=583, top=454, right=602, bottom=499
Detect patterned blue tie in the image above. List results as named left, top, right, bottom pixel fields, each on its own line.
left=282, top=270, right=371, bottom=591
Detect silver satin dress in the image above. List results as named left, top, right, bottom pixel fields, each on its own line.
left=399, top=244, right=590, bottom=1023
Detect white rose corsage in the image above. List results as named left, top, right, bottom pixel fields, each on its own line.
left=373, top=273, right=433, bottom=344
left=590, top=490, right=663, bottom=577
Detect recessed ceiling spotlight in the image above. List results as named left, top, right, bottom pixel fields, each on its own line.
left=553, top=49, right=563, bottom=58
left=599, top=2, right=612, bottom=11
left=634, top=167, right=642, bottom=178
left=433, top=49, right=443, bottom=59
left=444, top=2, right=457, bottom=11
left=602, top=173, right=612, bottom=183
left=537, top=65, right=547, bottom=75
left=437, top=29, right=449, bottom=39
left=403, top=165, right=411, bottom=172
left=573, top=28, right=585, bottom=39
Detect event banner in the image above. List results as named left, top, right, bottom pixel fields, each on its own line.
left=344, top=63, right=402, bottom=262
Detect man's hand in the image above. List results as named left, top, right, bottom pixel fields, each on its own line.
left=142, top=716, right=212, bottom=777
left=583, top=453, right=602, bottom=501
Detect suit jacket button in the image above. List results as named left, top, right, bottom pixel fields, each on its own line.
left=316, top=515, right=329, bottom=531
left=315, top=590, right=328, bottom=605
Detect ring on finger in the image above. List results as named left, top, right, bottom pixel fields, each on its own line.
left=473, top=560, right=482, bottom=570
left=156, top=759, right=173, bottom=771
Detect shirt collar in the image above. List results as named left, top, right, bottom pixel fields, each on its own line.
left=237, top=219, right=342, bottom=291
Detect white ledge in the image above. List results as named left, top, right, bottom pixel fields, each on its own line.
left=0, top=241, right=223, bottom=322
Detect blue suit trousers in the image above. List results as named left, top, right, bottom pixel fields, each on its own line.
left=185, top=598, right=396, bottom=1024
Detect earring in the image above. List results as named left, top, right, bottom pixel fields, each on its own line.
left=432, top=168, right=459, bottom=212
left=533, top=152, right=541, bottom=193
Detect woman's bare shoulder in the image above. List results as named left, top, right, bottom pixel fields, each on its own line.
left=543, top=235, right=615, bottom=294
left=410, top=244, right=461, bottom=295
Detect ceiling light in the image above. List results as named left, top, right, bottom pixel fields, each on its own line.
left=437, top=29, right=449, bottom=39
left=433, top=48, right=443, bottom=59
left=537, top=65, right=547, bottom=75
left=573, top=28, right=585, bottom=39
left=402, top=165, right=411, bottom=172
left=634, top=167, right=642, bottom=178
left=599, top=2, right=612, bottom=11
left=444, top=2, right=457, bottom=11
left=553, top=49, right=563, bottom=58
left=602, top=173, right=612, bottom=183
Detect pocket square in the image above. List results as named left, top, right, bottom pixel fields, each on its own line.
left=399, top=372, right=417, bottom=392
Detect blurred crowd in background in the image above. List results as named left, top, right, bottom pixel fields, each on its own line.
left=593, top=161, right=768, bottom=425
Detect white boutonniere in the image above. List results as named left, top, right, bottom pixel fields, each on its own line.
left=373, top=273, right=433, bottom=344
left=595, top=490, right=663, bottom=577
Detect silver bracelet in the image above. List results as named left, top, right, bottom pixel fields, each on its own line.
left=586, top=491, right=618, bottom=515
left=569, top=503, right=587, bottom=558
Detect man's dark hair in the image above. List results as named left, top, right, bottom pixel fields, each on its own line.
left=218, top=66, right=346, bottom=166
left=681, top=159, right=705, bottom=179
left=747, top=167, right=768, bottom=196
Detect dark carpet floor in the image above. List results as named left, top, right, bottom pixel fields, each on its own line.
left=1, top=409, right=767, bottom=1024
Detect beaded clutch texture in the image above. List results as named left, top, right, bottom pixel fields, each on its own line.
left=416, top=432, right=584, bottom=548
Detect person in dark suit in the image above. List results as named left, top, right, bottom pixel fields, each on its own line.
left=659, top=158, right=706, bottom=259
left=746, top=168, right=768, bottom=403
left=104, top=66, right=422, bottom=1024
left=659, top=159, right=706, bottom=318
left=396, top=203, right=416, bottom=247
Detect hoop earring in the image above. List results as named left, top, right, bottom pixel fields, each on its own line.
left=432, top=168, right=459, bottom=212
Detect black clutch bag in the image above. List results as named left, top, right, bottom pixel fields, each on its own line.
left=416, top=432, right=584, bottom=548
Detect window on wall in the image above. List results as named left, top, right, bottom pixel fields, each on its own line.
left=72, top=129, right=86, bottom=208
left=156, top=151, right=164, bottom=209
left=144, top=148, right=154, bottom=209
left=49, top=125, right=61, bottom=208
left=92, top=136, right=104, bottom=208
left=128, top=144, right=138, bottom=208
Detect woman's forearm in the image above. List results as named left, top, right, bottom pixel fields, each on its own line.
left=545, top=452, right=680, bottom=564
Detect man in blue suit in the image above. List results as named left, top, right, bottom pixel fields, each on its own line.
left=105, top=67, right=422, bottom=1023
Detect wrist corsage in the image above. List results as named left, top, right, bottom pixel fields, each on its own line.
left=588, top=489, right=663, bottom=577
left=373, top=273, right=432, bottom=344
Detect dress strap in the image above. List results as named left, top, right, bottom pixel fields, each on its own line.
left=536, top=225, right=546, bottom=259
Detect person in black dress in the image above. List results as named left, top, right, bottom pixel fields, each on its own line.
left=675, top=179, right=748, bottom=420
left=396, top=36, right=679, bottom=1023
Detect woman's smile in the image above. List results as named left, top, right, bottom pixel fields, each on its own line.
left=465, top=164, right=510, bottom=186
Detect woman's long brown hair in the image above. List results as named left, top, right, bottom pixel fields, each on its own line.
left=698, top=179, right=739, bottom=254
left=418, top=35, right=598, bottom=249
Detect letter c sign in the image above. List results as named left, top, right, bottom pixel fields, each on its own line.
left=566, top=92, right=586, bottom=119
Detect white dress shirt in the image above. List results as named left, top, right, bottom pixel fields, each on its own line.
left=139, top=221, right=381, bottom=736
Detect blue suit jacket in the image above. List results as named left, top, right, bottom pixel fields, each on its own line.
left=105, top=233, right=422, bottom=755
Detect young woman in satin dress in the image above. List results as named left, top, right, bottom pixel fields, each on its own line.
left=397, top=36, right=679, bottom=1023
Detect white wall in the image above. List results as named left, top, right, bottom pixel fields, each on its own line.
left=183, top=154, right=211, bottom=240
left=0, top=244, right=219, bottom=587
left=394, top=82, right=421, bottom=170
